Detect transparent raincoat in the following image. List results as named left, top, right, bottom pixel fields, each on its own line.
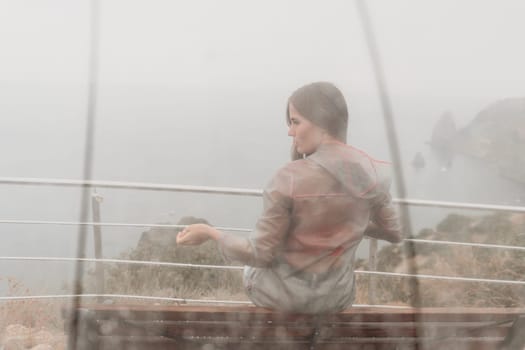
left=219, top=141, right=401, bottom=313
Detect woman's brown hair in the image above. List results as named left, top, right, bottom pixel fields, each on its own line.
left=287, top=82, right=349, bottom=160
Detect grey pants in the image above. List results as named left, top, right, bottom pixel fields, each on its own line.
left=243, top=262, right=355, bottom=314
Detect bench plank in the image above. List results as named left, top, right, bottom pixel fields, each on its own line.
left=68, top=304, right=525, bottom=350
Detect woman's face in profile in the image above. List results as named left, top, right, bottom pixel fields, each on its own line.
left=287, top=103, right=326, bottom=156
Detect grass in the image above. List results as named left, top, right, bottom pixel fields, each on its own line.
left=0, top=276, right=66, bottom=349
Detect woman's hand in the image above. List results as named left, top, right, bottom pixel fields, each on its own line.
left=176, top=223, right=221, bottom=246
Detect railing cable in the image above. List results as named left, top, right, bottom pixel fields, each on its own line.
left=0, top=177, right=262, bottom=196
left=1, top=177, right=524, bottom=213
left=0, top=256, right=244, bottom=270
left=0, top=294, right=251, bottom=305
left=0, top=219, right=251, bottom=232
left=2, top=219, right=525, bottom=251
left=2, top=256, right=523, bottom=286
left=405, top=238, right=525, bottom=252
left=0, top=294, right=410, bottom=309
left=359, top=270, right=525, bottom=286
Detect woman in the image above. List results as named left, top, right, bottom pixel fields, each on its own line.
left=177, top=82, right=402, bottom=313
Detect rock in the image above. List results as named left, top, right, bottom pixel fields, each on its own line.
left=427, top=98, right=525, bottom=184
left=510, top=213, right=525, bottom=226
left=430, top=111, right=457, bottom=148
left=135, top=216, right=210, bottom=253
left=2, top=324, right=31, bottom=348
left=28, top=330, right=54, bottom=348
left=411, top=152, right=426, bottom=169
left=1, top=326, right=65, bottom=350
left=49, top=334, right=66, bottom=350
left=455, top=97, right=525, bottom=183
left=3, top=337, right=27, bottom=350
left=376, top=211, right=525, bottom=307
left=30, top=344, right=53, bottom=350
left=101, top=215, right=243, bottom=298
left=3, top=324, right=30, bottom=339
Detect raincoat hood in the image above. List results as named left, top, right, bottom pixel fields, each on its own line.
left=308, top=142, right=391, bottom=200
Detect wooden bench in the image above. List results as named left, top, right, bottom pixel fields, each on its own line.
left=66, top=304, right=525, bottom=350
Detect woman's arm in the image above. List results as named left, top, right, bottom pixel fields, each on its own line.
left=364, top=220, right=402, bottom=243
left=219, top=169, right=293, bottom=266
left=177, top=166, right=293, bottom=267
left=368, top=191, right=403, bottom=243
left=176, top=223, right=221, bottom=245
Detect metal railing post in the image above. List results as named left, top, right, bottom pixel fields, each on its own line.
left=91, top=189, right=104, bottom=302
left=368, top=238, right=378, bottom=304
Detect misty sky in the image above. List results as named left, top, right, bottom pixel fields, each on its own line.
left=1, top=0, right=525, bottom=96
left=1, top=0, right=525, bottom=185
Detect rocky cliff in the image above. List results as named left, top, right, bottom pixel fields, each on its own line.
left=432, top=98, right=525, bottom=183
left=96, top=215, right=244, bottom=300
left=373, top=212, right=525, bottom=307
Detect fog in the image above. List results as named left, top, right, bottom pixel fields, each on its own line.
left=1, top=0, right=525, bottom=294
